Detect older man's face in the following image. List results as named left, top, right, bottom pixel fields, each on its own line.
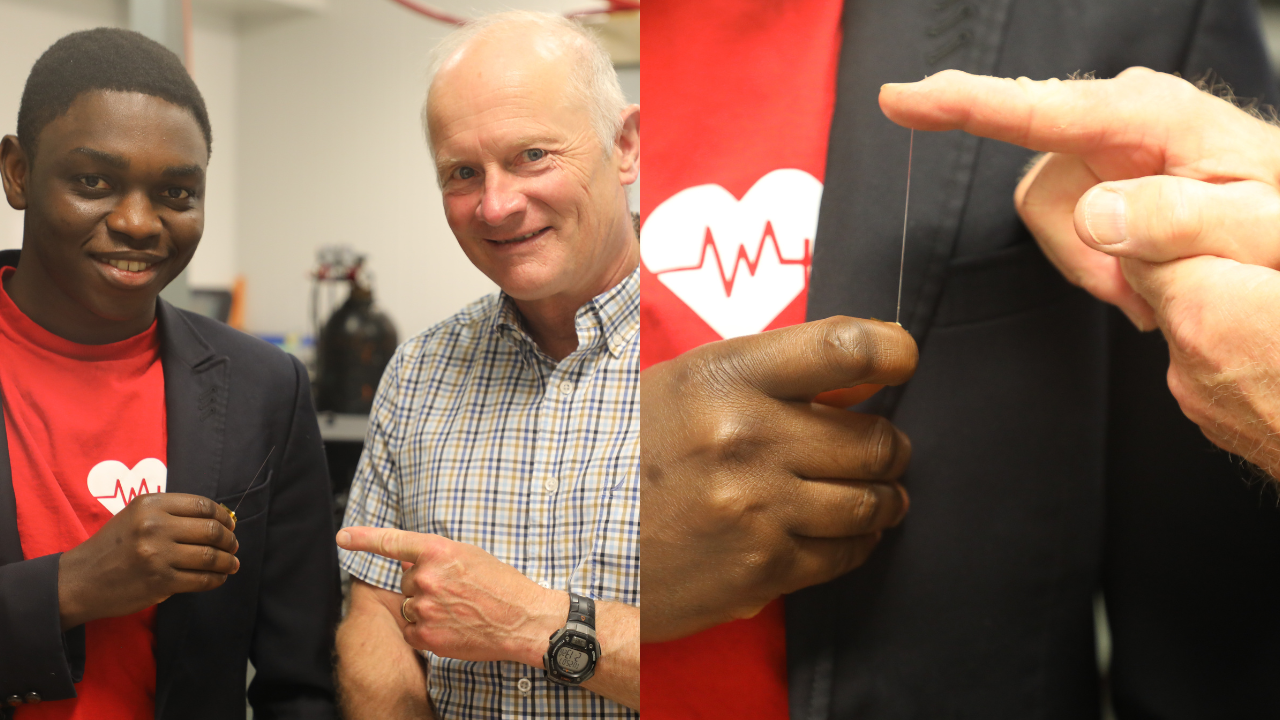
left=429, top=36, right=631, bottom=304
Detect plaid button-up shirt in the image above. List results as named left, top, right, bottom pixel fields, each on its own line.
left=339, top=269, right=639, bottom=720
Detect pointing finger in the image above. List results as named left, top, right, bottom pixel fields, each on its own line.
left=880, top=68, right=1279, bottom=182
left=337, top=527, right=438, bottom=564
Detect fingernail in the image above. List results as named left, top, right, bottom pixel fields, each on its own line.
left=336, top=530, right=351, bottom=547
left=233, top=557, right=240, bottom=573
left=1084, top=187, right=1127, bottom=245
left=895, top=486, right=911, bottom=526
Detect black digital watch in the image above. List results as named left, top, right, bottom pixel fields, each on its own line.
left=543, top=593, right=601, bottom=686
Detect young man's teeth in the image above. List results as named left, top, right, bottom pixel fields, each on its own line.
left=106, top=259, right=151, bottom=272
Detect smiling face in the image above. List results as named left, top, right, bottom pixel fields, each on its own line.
left=0, top=90, right=207, bottom=343
left=427, top=32, right=638, bottom=311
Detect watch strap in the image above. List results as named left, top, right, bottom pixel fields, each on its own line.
left=567, top=593, right=596, bottom=630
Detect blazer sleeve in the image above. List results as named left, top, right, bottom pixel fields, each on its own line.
left=0, top=554, right=85, bottom=703
left=246, top=356, right=340, bottom=720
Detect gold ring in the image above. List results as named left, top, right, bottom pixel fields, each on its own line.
left=401, top=596, right=416, bottom=624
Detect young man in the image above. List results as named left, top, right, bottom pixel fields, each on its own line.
left=0, top=29, right=338, bottom=719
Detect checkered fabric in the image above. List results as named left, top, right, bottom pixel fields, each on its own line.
left=340, top=269, right=639, bottom=720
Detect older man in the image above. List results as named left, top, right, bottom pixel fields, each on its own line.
left=334, top=11, right=639, bottom=719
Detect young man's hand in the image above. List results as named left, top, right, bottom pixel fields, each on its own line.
left=640, top=316, right=917, bottom=642
left=57, top=493, right=239, bottom=629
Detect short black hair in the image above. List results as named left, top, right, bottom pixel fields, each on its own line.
left=16, top=28, right=212, bottom=160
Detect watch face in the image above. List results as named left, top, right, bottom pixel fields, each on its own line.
left=555, top=645, right=590, bottom=673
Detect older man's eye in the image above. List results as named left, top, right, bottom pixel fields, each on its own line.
left=523, top=149, right=546, bottom=162
left=456, top=167, right=477, bottom=180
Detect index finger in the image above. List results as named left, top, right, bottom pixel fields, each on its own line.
left=337, top=526, right=436, bottom=564
left=714, top=316, right=917, bottom=401
left=878, top=68, right=1261, bottom=178
left=148, top=492, right=235, bottom=531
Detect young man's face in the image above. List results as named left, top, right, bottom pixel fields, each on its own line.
left=1, top=90, right=207, bottom=328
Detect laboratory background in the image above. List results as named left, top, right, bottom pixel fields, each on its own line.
left=0, top=0, right=639, bottom=519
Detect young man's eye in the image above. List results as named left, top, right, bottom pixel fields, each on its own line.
left=523, top=148, right=546, bottom=162
left=79, top=175, right=110, bottom=190
left=163, top=187, right=193, bottom=200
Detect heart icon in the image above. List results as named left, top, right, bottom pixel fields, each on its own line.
left=87, top=458, right=167, bottom=515
left=641, top=169, right=823, bottom=339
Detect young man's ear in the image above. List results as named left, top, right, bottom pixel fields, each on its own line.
left=0, top=135, right=30, bottom=211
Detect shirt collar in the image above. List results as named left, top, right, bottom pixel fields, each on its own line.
left=488, top=267, right=639, bottom=361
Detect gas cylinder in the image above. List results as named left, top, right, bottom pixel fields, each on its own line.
left=315, top=279, right=398, bottom=414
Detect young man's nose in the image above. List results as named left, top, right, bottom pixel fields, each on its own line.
left=106, top=190, right=163, bottom=242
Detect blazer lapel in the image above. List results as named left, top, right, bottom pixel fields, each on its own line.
left=152, top=300, right=229, bottom=716
left=805, top=0, right=1014, bottom=414
left=0, top=399, right=21, bottom=567
left=0, top=251, right=19, bottom=566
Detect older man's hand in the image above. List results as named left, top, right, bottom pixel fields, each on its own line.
left=641, top=317, right=917, bottom=642
left=336, top=527, right=562, bottom=667
left=879, top=67, right=1280, bottom=475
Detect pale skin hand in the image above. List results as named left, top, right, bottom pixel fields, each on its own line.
left=879, top=67, right=1280, bottom=476
left=335, top=527, right=639, bottom=711
left=642, top=316, right=917, bottom=643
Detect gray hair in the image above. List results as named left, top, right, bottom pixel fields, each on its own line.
left=423, top=11, right=628, bottom=155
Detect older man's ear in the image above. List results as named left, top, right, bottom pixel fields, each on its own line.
left=615, top=105, right=640, bottom=185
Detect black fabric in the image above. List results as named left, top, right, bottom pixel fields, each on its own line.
left=0, top=249, right=339, bottom=719
left=792, top=0, right=1280, bottom=717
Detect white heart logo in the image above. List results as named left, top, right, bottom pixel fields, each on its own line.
left=87, top=458, right=167, bottom=515
left=641, top=169, right=823, bottom=339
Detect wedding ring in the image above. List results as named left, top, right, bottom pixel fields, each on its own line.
left=401, top=596, right=416, bottom=624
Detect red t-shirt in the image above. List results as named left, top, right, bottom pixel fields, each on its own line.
left=641, top=1, right=843, bottom=717
left=0, top=267, right=166, bottom=720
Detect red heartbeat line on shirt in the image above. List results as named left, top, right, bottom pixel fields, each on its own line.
left=92, top=479, right=160, bottom=504
left=652, top=222, right=812, bottom=297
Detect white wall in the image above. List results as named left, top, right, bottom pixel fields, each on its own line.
left=234, top=0, right=607, bottom=338
left=0, top=0, right=239, bottom=290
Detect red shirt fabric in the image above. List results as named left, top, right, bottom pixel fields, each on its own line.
left=0, top=268, right=165, bottom=720
left=640, top=1, right=843, bottom=717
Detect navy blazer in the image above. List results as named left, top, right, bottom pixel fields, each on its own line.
left=0, top=250, right=339, bottom=719
left=794, top=0, right=1280, bottom=718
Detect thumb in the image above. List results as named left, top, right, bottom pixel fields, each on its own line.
left=336, top=526, right=432, bottom=564
left=1075, top=176, right=1280, bottom=266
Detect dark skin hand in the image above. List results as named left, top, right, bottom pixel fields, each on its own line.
left=58, top=494, right=240, bottom=630
left=640, top=316, right=919, bottom=642
left=0, top=89, right=226, bottom=625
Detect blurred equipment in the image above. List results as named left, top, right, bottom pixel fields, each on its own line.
left=312, top=246, right=398, bottom=414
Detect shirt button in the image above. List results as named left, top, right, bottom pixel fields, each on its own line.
left=5, top=696, right=22, bottom=708
left=558, top=381, right=573, bottom=395
left=23, top=693, right=40, bottom=705
left=544, top=478, right=559, bottom=493
left=517, top=677, right=532, bottom=695
left=538, top=580, right=552, bottom=589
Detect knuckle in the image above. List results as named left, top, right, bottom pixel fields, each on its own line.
left=205, top=520, right=223, bottom=543
left=202, top=545, right=220, bottom=568
left=815, top=317, right=878, bottom=381
left=862, top=417, right=906, bottom=479
left=194, top=496, right=214, bottom=518
left=708, top=413, right=769, bottom=466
